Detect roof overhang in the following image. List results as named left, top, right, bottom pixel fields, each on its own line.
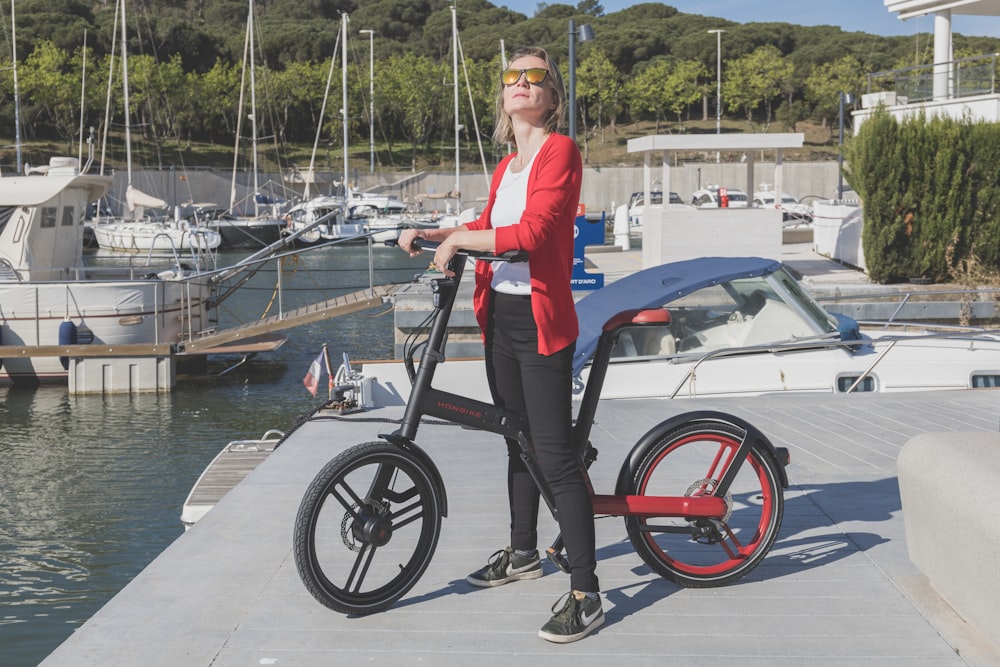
left=885, top=0, right=1000, bottom=20
left=628, top=134, right=803, bottom=154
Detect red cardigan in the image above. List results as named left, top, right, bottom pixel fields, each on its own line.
left=466, top=133, right=582, bottom=356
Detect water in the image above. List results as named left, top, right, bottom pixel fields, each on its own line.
left=0, top=243, right=429, bottom=666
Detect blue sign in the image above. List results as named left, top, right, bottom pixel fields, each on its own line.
left=571, top=212, right=605, bottom=291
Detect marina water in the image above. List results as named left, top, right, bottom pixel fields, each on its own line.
left=0, top=243, right=430, bottom=666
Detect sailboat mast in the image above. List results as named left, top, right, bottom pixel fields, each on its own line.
left=120, top=0, right=132, bottom=186
left=341, top=13, right=349, bottom=195
left=11, top=0, right=22, bottom=173
left=451, top=4, right=460, bottom=199
left=249, top=1, right=259, bottom=216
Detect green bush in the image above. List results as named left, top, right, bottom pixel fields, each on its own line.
left=843, top=108, right=1000, bottom=283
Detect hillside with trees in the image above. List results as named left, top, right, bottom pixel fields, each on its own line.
left=1, top=0, right=998, bottom=172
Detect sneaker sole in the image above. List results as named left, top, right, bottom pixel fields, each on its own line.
left=537, top=612, right=604, bottom=643
left=465, top=567, right=542, bottom=588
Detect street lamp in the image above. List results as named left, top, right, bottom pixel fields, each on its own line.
left=707, top=29, right=725, bottom=162
left=359, top=29, right=376, bottom=173
left=568, top=19, right=595, bottom=142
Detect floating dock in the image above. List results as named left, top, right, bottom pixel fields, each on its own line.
left=39, top=389, right=1000, bottom=666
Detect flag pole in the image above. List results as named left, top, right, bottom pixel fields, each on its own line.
left=322, top=343, right=335, bottom=400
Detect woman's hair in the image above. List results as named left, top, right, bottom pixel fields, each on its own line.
left=492, top=46, right=567, bottom=144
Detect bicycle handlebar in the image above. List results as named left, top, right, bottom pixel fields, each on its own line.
left=392, top=238, right=528, bottom=264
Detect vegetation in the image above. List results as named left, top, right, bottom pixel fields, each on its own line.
left=0, top=0, right=998, bottom=173
left=844, top=109, right=1000, bottom=284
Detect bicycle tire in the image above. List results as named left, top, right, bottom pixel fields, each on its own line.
left=293, top=440, right=443, bottom=615
left=624, top=420, right=784, bottom=588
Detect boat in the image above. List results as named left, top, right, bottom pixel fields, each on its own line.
left=180, top=429, right=284, bottom=529
left=333, top=255, right=1000, bottom=406
left=0, top=156, right=214, bottom=385
left=90, top=0, right=221, bottom=255
left=183, top=201, right=286, bottom=251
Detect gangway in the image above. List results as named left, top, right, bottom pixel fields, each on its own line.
left=178, top=283, right=402, bottom=354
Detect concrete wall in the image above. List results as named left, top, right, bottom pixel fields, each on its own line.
left=106, top=161, right=842, bottom=219
left=642, top=206, right=782, bottom=268
left=898, top=432, right=1000, bottom=654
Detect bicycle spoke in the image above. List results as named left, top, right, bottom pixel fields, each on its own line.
left=346, top=543, right=377, bottom=594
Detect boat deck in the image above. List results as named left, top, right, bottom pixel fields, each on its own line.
left=40, top=389, right=1000, bottom=666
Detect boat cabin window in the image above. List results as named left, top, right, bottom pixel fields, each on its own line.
left=41, top=206, right=57, bottom=228
left=61, top=206, right=75, bottom=227
left=971, top=374, right=1000, bottom=388
left=837, top=375, right=876, bottom=392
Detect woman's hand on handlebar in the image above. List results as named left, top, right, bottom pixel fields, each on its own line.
left=398, top=228, right=424, bottom=257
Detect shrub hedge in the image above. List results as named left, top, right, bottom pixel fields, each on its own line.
left=843, top=108, right=1000, bottom=284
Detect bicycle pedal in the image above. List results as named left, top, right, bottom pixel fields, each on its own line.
left=546, top=548, right=570, bottom=574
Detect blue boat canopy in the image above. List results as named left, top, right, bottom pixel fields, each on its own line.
left=572, top=256, right=783, bottom=375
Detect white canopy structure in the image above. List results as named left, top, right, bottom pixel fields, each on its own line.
left=885, top=0, right=1000, bottom=100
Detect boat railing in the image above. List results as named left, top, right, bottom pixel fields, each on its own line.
left=814, top=287, right=1000, bottom=326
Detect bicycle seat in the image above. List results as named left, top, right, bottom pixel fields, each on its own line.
left=602, top=308, right=671, bottom=333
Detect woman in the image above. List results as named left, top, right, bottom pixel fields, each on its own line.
left=397, top=46, right=601, bottom=644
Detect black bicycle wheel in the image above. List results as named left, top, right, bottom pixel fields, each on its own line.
left=625, top=420, right=784, bottom=588
left=293, top=441, right=443, bottom=615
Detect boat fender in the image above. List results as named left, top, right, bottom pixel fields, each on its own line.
left=58, top=319, right=78, bottom=370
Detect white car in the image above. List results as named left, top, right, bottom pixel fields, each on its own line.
left=752, top=190, right=813, bottom=223
left=691, top=186, right=748, bottom=208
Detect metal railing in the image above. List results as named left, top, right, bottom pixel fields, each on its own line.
left=867, top=53, right=999, bottom=104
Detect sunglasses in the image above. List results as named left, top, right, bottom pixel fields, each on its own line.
left=501, top=68, right=549, bottom=86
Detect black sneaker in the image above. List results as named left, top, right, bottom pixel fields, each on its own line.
left=465, top=547, right=542, bottom=587
left=538, top=591, right=604, bottom=643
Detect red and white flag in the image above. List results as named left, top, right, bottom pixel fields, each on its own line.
left=303, top=349, right=327, bottom=397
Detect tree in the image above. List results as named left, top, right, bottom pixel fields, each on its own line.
left=575, top=48, right=622, bottom=143
left=19, top=40, right=81, bottom=150
left=723, top=44, right=793, bottom=130
left=803, top=55, right=865, bottom=127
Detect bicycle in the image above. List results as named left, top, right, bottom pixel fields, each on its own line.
left=293, top=244, right=790, bottom=615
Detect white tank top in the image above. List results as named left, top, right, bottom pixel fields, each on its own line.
left=490, top=150, right=538, bottom=295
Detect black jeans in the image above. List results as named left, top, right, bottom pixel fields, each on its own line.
left=485, top=291, right=599, bottom=593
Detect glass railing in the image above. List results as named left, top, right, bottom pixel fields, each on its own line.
left=866, top=53, right=998, bottom=104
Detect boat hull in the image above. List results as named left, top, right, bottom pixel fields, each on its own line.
left=0, top=277, right=211, bottom=384
left=92, top=221, right=222, bottom=253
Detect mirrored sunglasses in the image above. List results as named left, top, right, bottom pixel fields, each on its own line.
left=501, top=68, right=549, bottom=86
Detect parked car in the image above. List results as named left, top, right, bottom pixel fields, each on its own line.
left=625, top=190, right=686, bottom=228
left=752, top=189, right=813, bottom=223
left=691, top=186, right=748, bottom=208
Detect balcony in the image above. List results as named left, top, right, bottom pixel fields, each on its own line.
left=853, top=53, right=1000, bottom=129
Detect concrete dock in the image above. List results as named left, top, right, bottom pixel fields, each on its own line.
left=39, top=391, right=1000, bottom=666
left=39, top=244, right=1000, bottom=666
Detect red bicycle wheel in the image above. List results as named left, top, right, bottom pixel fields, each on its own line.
left=624, top=420, right=784, bottom=587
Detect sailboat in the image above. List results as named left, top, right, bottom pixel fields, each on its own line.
left=210, top=0, right=288, bottom=250
left=91, top=0, right=221, bottom=254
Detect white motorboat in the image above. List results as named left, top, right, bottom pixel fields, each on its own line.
left=334, top=256, right=1000, bottom=407
left=0, top=157, right=214, bottom=385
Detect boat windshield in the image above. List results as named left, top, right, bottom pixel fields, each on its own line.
left=610, top=271, right=836, bottom=360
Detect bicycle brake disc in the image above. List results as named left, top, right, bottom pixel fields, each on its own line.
left=341, top=498, right=389, bottom=552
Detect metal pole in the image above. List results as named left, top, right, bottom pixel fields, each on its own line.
left=838, top=91, right=845, bottom=201
left=360, top=29, right=375, bottom=173
left=569, top=19, right=577, bottom=141
left=708, top=29, right=724, bottom=163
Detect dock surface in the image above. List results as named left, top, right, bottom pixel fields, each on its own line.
left=40, top=388, right=1000, bottom=666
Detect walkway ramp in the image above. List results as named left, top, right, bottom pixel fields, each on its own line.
left=180, top=283, right=402, bottom=354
